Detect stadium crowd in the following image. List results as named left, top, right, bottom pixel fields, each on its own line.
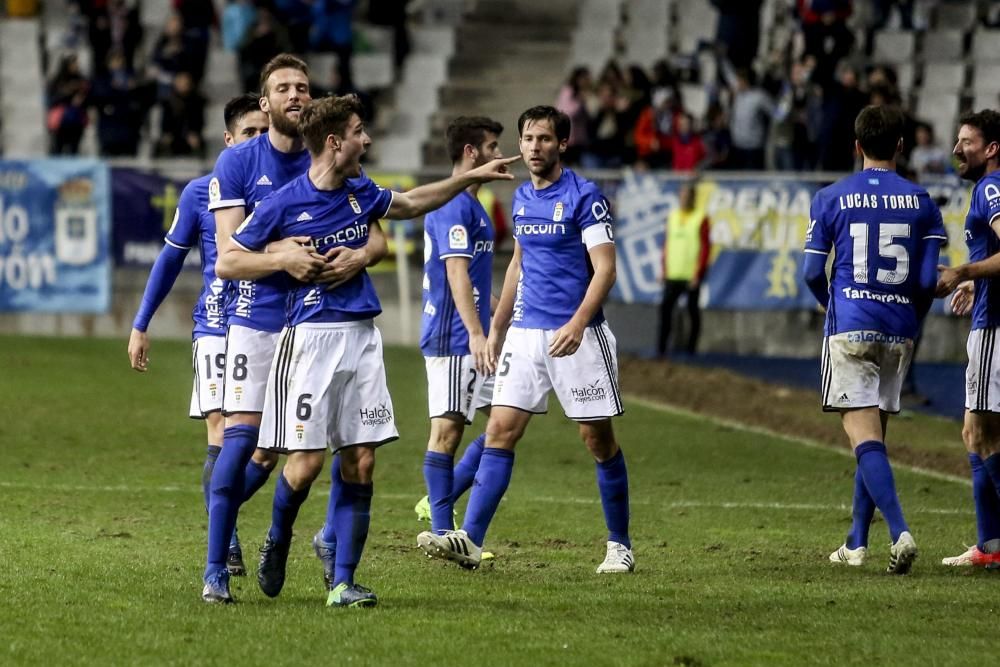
left=43, top=0, right=399, bottom=158
left=555, top=0, right=979, bottom=176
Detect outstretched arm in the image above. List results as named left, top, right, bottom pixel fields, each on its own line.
left=386, top=156, right=519, bottom=220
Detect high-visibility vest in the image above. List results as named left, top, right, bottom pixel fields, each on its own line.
left=664, top=207, right=706, bottom=281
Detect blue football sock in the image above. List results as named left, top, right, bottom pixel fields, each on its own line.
left=846, top=465, right=876, bottom=549
left=970, top=453, right=1000, bottom=549
left=202, top=445, right=221, bottom=513
left=451, top=433, right=486, bottom=502
left=855, top=440, right=909, bottom=542
left=424, top=451, right=456, bottom=533
left=333, top=481, right=373, bottom=587
left=267, top=472, right=311, bottom=545
left=320, top=454, right=342, bottom=545
left=596, top=449, right=631, bottom=549
left=241, top=458, right=272, bottom=504
left=462, top=448, right=515, bottom=547
left=205, top=425, right=258, bottom=578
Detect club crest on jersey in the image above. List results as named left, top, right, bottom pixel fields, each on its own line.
left=295, top=424, right=305, bottom=441
left=348, top=194, right=362, bottom=214
left=209, top=383, right=218, bottom=398
left=209, top=177, right=220, bottom=204
left=553, top=202, right=564, bottom=222
left=234, top=386, right=243, bottom=401
left=449, top=224, right=469, bottom=249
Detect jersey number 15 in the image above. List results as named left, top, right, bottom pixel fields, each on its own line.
left=849, top=222, right=910, bottom=285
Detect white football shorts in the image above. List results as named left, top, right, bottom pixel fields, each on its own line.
left=258, top=320, right=399, bottom=452
left=222, top=324, right=280, bottom=414
left=189, top=335, right=226, bottom=418
left=491, top=322, right=624, bottom=421
left=821, top=331, right=913, bottom=414
left=966, top=327, right=1000, bottom=413
left=425, top=354, right=494, bottom=423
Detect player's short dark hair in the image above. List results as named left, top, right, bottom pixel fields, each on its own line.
left=298, top=94, right=365, bottom=155
left=259, top=53, right=309, bottom=97
left=517, top=106, right=571, bottom=142
left=854, top=105, right=904, bottom=160
left=223, top=94, right=264, bottom=133
left=959, top=109, right=1000, bottom=147
left=445, top=116, right=504, bottom=163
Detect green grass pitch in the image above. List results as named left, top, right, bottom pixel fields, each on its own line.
left=0, top=335, right=993, bottom=666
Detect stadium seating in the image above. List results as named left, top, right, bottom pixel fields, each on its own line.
left=0, top=18, right=46, bottom=157
left=873, top=30, right=916, bottom=64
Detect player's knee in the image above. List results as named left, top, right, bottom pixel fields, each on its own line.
left=580, top=427, right=618, bottom=461
left=251, top=447, right=279, bottom=471
left=225, top=412, right=262, bottom=428
left=283, top=452, right=323, bottom=489
left=485, top=419, right=521, bottom=450
left=428, top=420, right=463, bottom=454
left=340, top=446, right=376, bottom=484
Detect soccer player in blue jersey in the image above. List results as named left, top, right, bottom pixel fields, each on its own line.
left=127, top=94, right=270, bottom=576
left=935, top=110, right=1000, bottom=568
left=414, top=117, right=503, bottom=546
left=418, top=105, right=634, bottom=574
left=802, top=105, right=946, bottom=574
left=216, top=95, right=518, bottom=606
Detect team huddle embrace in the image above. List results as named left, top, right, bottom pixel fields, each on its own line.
left=128, top=54, right=632, bottom=607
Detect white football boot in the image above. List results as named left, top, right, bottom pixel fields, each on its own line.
left=596, top=541, right=635, bottom=573
left=829, top=544, right=867, bottom=566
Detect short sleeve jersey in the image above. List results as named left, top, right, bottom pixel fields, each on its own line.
left=420, top=192, right=495, bottom=356
left=208, top=133, right=311, bottom=332
left=804, top=168, right=947, bottom=338
left=165, top=174, right=227, bottom=339
left=231, top=171, right=393, bottom=325
left=965, top=171, right=1000, bottom=331
left=510, top=168, right=614, bottom=329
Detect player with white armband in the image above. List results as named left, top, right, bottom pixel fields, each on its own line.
left=418, top=105, right=634, bottom=574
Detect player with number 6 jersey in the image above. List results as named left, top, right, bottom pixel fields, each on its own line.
left=803, top=105, right=945, bottom=574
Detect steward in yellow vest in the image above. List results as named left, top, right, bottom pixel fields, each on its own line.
left=657, top=182, right=711, bottom=356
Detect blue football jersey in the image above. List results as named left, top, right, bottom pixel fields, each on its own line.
left=510, top=168, right=613, bottom=330
left=420, top=192, right=495, bottom=356
left=804, top=168, right=947, bottom=338
left=165, top=174, right=228, bottom=339
left=208, top=133, right=311, bottom=332
left=231, top=171, right=393, bottom=325
left=965, top=171, right=1000, bottom=331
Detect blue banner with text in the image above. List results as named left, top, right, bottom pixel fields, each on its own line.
left=0, top=159, right=111, bottom=312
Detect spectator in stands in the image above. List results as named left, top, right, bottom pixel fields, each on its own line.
left=83, top=0, right=143, bottom=76
left=797, top=0, right=854, bottom=88
left=670, top=112, right=706, bottom=172
left=311, top=0, right=358, bottom=90
left=772, top=58, right=820, bottom=171
left=702, top=102, right=732, bottom=169
left=633, top=86, right=677, bottom=169
left=149, top=13, right=201, bottom=100
left=313, top=62, right=376, bottom=123
left=156, top=71, right=206, bottom=157
left=90, top=49, right=151, bottom=156
left=816, top=61, right=867, bottom=171
left=46, top=53, right=90, bottom=155
left=222, top=0, right=257, bottom=52
left=171, top=0, right=216, bottom=84
left=583, top=82, right=629, bottom=169
left=274, top=0, right=313, bottom=53
left=555, top=67, right=594, bottom=165
left=368, top=0, right=412, bottom=77
left=657, top=181, right=711, bottom=357
left=727, top=67, right=774, bottom=170
left=238, top=8, right=292, bottom=94
left=711, top=0, right=765, bottom=68
left=910, top=121, right=951, bottom=177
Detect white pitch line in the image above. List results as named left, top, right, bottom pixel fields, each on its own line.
left=0, top=482, right=972, bottom=516
left=624, top=394, right=972, bottom=488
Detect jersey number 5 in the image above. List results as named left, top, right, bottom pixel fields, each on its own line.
left=848, top=222, right=910, bottom=285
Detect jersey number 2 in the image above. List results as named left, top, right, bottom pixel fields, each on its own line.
left=848, top=222, right=910, bottom=285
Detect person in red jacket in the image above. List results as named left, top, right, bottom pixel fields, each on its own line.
left=670, top=112, right=706, bottom=172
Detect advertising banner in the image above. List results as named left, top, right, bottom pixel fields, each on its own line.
left=0, top=159, right=111, bottom=312
left=112, top=167, right=201, bottom=269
